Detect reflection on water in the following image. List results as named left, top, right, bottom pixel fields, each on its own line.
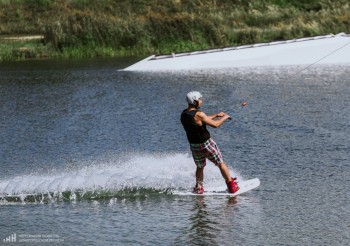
left=180, top=195, right=260, bottom=246
left=189, top=196, right=219, bottom=245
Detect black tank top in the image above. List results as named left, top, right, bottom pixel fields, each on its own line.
left=181, top=109, right=210, bottom=144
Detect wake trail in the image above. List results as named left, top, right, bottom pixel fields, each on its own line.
left=0, top=153, right=242, bottom=203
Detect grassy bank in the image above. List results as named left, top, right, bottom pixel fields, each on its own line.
left=1, top=0, right=349, bottom=61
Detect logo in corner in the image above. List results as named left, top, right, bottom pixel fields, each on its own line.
left=3, top=233, right=16, bottom=243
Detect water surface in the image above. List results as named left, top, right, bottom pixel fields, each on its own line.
left=0, top=59, right=349, bottom=245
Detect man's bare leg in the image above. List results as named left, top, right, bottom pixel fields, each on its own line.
left=195, top=166, right=204, bottom=183
left=218, top=162, right=232, bottom=182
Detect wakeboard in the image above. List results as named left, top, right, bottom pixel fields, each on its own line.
left=174, top=178, right=260, bottom=197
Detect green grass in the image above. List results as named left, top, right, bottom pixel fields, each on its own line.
left=0, top=39, right=56, bottom=61
left=0, top=0, right=349, bottom=61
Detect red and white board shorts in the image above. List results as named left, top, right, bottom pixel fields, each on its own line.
left=190, top=138, right=224, bottom=168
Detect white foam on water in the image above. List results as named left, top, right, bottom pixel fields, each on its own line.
left=0, top=152, right=242, bottom=198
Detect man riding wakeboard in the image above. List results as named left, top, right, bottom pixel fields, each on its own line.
left=180, top=91, right=239, bottom=194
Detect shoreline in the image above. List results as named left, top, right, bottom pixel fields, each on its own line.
left=1, top=1, right=349, bottom=62
left=0, top=36, right=208, bottom=62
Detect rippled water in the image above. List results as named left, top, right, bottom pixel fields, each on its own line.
left=0, top=59, right=349, bottom=245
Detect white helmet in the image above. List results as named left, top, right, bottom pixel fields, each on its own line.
left=186, top=91, right=202, bottom=105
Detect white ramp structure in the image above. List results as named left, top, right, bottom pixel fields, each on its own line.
left=124, top=33, right=350, bottom=71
